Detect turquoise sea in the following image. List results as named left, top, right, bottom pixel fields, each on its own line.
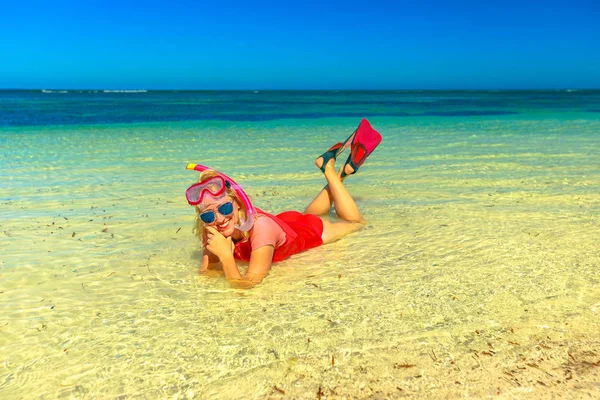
left=1, top=90, right=599, bottom=398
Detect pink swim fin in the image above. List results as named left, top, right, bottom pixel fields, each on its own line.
left=341, top=118, right=382, bottom=178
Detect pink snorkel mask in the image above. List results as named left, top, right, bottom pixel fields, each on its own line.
left=185, top=163, right=256, bottom=232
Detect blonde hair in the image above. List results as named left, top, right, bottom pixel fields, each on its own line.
left=192, top=170, right=249, bottom=241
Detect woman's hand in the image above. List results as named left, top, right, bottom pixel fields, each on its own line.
left=204, top=226, right=234, bottom=260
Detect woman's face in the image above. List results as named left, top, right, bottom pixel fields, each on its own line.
left=199, top=195, right=239, bottom=237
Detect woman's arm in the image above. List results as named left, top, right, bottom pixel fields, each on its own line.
left=200, top=228, right=221, bottom=273
left=204, top=226, right=274, bottom=288
left=241, top=245, right=275, bottom=286
left=200, top=250, right=221, bottom=274
left=220, top=245, right=273, bottom=288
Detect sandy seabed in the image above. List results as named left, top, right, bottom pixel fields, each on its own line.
left=1, top=117, right=599, bottom=398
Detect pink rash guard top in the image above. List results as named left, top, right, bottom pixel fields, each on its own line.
left=233, top=209, right=324, bottom=263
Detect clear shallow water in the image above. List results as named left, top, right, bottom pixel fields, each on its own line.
left=1, top=92, right=600, bottom=398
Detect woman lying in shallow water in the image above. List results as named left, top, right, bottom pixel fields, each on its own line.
left=185, top=119, right=382, bottom=288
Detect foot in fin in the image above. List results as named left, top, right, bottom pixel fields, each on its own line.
left=315, top=122, right=360, bottom=173
left=341, top=118, right=382, bottom=178
left=316, top=142, right=343, bottom=172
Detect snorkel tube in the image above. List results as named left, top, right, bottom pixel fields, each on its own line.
left=186, top=163, right=256, bottom=232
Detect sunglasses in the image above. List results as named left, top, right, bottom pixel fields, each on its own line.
left=199, top=201, right=234, bottom=224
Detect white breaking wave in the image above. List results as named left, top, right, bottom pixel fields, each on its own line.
left=103, top=89, right=148, bottom=93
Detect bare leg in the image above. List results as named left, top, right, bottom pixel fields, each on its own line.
left=304, top=162, right=348, bottom=216
left=322, top=218, right=362, bottom=244
left=304, top=185, right=331, bottom=215
left=304, top=184, right=334, bottom=216
left=318, top=160, right=365, bottom=243
left=306, top=156, right=363, bottom=221
left=304, top=156, right=365, bottom=243
left=322, top=158, right=363, bottom=222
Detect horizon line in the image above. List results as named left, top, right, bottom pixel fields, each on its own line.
left=2, top=88, right=600, bottom=92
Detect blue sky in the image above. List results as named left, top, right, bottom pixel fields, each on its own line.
left=1, top=0, right=599, bottom=89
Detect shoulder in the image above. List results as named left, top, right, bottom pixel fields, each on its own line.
left=252, top=214, right=284, bottom=236
left=249, top=214, right=286, bottom=249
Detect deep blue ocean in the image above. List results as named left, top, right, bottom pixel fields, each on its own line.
left=1, top=89, right=599, bottom=127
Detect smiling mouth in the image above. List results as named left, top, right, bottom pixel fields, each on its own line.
left=217, top=220, right=230, bottom=230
